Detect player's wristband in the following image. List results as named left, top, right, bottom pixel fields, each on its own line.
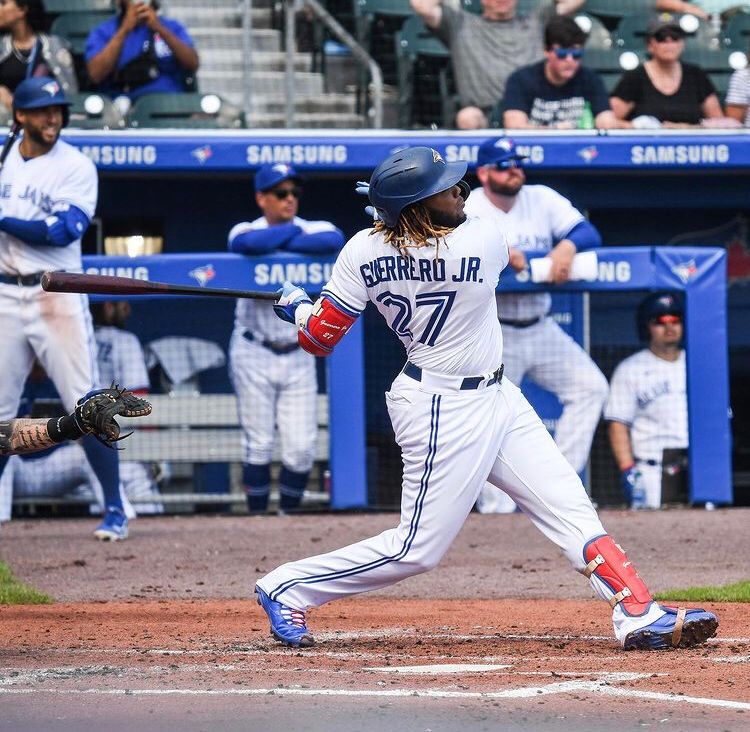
left=46, top=414, right=85, bottom=443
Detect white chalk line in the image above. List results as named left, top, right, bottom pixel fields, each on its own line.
left=0, top=672, right=749, bottom=709
left=0, top=667, right=747, bottom=710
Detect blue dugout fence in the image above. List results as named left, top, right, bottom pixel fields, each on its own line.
left=82, top=244, right=731, bottom=508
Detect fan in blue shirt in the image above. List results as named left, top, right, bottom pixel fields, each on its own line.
left=496, top=15, right=618, bottom=130
left=85, top=0, right=199, bottom=102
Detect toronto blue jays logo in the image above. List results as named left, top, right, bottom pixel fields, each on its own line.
left=190, top=145, right=213, bottom=164
left=272, top=163, right=293, bottom=176
left=189, top=264, right=216, bottom=287
left=41, top=80, right=60, bottom=96
left=432, top=149, right=444, bottom=164
left=670, top=259, right=698, bottom=283
left=577, top=145, right=598, bottom=163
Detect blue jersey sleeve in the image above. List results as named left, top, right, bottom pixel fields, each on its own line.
left=563, top=220, right=601, bottom=251
left=287, top=228, right=345, bottom=253
left=228, top=222, right=303, bottom=254
left=0, top=205, right=90, bottom=247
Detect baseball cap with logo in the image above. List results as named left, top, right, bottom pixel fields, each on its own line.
left=476, top=137, right=530, bottom=169
left=254, top=163, right=303, bottom=193
left=646, top=13, right=686, bottom=38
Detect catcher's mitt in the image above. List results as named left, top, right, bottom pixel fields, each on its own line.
left=73, top=384, right=152, bottom=448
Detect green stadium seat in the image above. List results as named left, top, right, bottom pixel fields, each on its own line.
left=395, top=15, right=454, bottom=128
left=50, top=11, right=110, bottom=56
left=586, top=0, right=657, bottom=23
left=44, top=0, right=113, bottom=12
left=723, top=10, right=750, bottom=49
left=128, top=92, right=244, bottom=129
left=66, top=92, right=125, bottom=129
left=615, top=11, right=714, bottom=52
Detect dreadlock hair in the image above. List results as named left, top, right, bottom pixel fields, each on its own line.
left=371, top=200, right=455, bottom=258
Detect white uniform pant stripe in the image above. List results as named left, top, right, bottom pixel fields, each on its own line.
left=268, top=394, right=441, bottom=600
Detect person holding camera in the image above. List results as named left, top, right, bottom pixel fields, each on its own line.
left=85, top=0, right=198, bottom=106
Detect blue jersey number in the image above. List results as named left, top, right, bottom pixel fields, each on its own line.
left=377, top=290, right=456, bottom=346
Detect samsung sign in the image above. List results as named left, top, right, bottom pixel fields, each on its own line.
left=630, top=144, right=730, bottom=165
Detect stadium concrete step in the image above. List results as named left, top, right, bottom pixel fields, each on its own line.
left=190, top=28, right=280, bottom=53
left=197, top=50, right=313, bottom=73
left=199, top=70, right=324, bottom=97
left=248, top=94, right=357, bottom=114
left=246, top=112, right=364, bottom=128
left=169, top=6, right=275, bottom=30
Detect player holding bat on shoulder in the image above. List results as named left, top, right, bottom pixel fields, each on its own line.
left=0, top=76, right=134, bottom=541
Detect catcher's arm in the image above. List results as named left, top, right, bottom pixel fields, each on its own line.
left=0, top=386, right=152, bottom=455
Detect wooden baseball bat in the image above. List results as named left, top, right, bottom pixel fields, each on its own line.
left=41, top=271, right=280, bottom=301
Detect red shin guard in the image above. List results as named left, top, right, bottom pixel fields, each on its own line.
left=583, top=534, right=653, bottom=616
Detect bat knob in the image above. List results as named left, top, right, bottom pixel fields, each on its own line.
left=40, top=272, right=52, bottom=291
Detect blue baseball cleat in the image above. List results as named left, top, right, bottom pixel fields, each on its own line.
left=94, top=506, right=129, bottom=541
left=623, top=606, right=718, bottom=650
left=256, top=585, right=315, bottom=648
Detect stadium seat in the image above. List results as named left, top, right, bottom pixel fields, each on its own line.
left=128, top=92, right=244, bottom=129
left=66, top=92, right=126, bottom=129
left=395, top=15, right=454, bottom=128
left=723, top=10, right=750, bottom=49
left=615, top=11, right=714, bottom=52
left=43, top=0, right=113, bottom=12
left=50, top=11, right=110, bottom=56
left=586, top=0, right=657, bottom=25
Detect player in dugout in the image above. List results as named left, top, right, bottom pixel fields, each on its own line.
left=253, top=146, right=718, bottom=653
left=227, top=163, right=344, bottom=515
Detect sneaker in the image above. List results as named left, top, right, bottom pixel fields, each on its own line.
left=94, top=507, right=129, bottom=541
left=255, top=585, right=315, bottom=648
left=623, top=606, right=718, bottom=650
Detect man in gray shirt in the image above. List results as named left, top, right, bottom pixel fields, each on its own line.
left=410, top=0, right=585, bottom=128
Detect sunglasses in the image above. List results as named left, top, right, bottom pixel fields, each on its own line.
left=552, top=47, right=584, bottom=60
left=490, top=159, right=525, bottom=170
left=651, top=314, right=682, bottom=325
left=268, top=187, right=301, bottom=200
left=653, top=31, right=683, bottom=43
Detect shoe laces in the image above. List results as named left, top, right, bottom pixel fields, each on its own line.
left=279, top=604, right=307, bottom=629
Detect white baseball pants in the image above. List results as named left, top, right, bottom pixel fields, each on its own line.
left=257, top=371, right=661, bottom=644
left=477, top=317, right=609, bottom=513
left=229, top=330, right=318, bottom=472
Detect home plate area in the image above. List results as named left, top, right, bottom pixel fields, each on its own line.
left=1, top=597, right=748, bottom=730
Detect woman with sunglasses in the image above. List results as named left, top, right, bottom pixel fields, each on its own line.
left=498, top=15, right=619, bottom=129
left=610, top=15, right=724, bottom=128
left=227, top=163, right=345, bottom=517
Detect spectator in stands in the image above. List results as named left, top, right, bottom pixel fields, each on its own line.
left=227, top=163, right=344, bottom=516
left=725, top=64, right=750, bottom=125
left=497, top=15, right=619, bottom=129
left=655, top=1, right=745, bottom=23
left=0, top=0, right=77, bottom=114
left=610, top=14, right=725, bottom=128
left=85, top=0, right=199, bottom=108
left=410, top=0, right=587, bottom=129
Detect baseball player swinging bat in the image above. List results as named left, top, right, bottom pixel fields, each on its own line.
left=41, top=271, right=280, bottom=301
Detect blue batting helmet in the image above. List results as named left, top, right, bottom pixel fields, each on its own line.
left=368, top=146, right=469, bottom=228
left=636, top=292, right=684, bottom=341
left=13, top=76, right=70, bottom=127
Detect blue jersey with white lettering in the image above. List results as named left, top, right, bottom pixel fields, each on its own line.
left=0, top=139, right=97, bottom=275
left=323, top=216, right=509, bottom=375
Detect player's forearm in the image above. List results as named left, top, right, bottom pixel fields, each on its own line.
left=564, top=220, right=601, bottom=251
left=287, top=230, right=345, bottom=254
left=0, top=208, right=87, bottom=247
left=87, top=28, right=130, bottom=84
left=0, top=409, right=92, bottom=455
left=608, top=421, right=635, bottom=470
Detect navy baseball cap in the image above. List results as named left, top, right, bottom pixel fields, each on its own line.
left=254, top=163, right=302, bottom=193
left=476, top=137, right=529, bottom=168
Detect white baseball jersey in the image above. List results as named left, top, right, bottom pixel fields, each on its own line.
left=323, top=216, right=508, bottom=375
left=465, top=185, right=584, bottom=320
left=0, top=139, right=97, bottom=275
left=95, top=326, right=150, bottom=391
left=604, top=349, right=688, bottom=463
left=258, top=212, right=663, bottom=644
left=231, top=215, right=340, bottom=344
